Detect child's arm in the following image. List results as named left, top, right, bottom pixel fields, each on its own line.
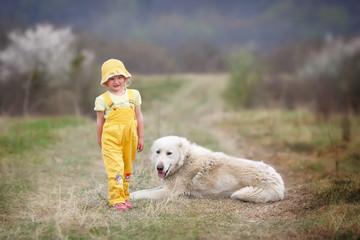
left=135, top=106, right=144, bottom=152
left=96, top=111, right=105, bottom=148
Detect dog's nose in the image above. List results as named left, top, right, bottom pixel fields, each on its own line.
left=157, top=163, right=164, bottom=172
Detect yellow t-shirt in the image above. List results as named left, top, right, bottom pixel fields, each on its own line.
left=94, top=89, right=142, bottom=119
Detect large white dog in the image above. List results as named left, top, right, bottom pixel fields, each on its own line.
left=131, top=136, right=284, bottom=203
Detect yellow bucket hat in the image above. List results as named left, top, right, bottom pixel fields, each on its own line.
left=100, top=59, right=131, bottom=86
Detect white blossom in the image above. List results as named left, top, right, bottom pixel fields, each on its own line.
left=297, top=36, right=360, bottom=80
left=80, top=49, right=95, bottom=69
left=0, top=23, right=76, bottom=81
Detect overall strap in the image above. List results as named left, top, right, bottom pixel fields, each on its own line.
left=102, top=92, right=114, bottom=108
left=127, top=89, right=135, bottom=109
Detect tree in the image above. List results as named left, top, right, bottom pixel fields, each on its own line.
left=223, top=48, right=262, bottom=109
left=297, top=35, right=360, bottom=121
left=0, top=24, right=76, bottom=116
left=69, top=50, right=95, bottom=116
left=297, top=35, right=360, bottom=174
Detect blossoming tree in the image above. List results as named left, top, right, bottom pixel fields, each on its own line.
left=0, top=24, right=76, bottom=116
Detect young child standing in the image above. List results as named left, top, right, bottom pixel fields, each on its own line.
left=94, top=59, right=144, bottom=210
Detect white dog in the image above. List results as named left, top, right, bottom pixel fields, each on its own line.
left=131, top=136, right=284, bottom=203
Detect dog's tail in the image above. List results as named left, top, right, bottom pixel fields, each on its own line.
left=230, top=185, right=284, bottom=203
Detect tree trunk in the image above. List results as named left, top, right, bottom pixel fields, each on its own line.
left=73, top=95, right=81, bottom=116
left=342, top=102, right=351, bottom=142
left=23, top=70, right=35, bottom=116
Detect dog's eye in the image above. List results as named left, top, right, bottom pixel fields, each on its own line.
left=166, top=151, right=172, bottom=156
left=156, top=150, right=161, bottom=154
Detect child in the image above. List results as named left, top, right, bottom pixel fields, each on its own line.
left=94, top=59, right=144, bottom=210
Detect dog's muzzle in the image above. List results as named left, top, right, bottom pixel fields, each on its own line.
left=156, top=162, right=170, bottom=179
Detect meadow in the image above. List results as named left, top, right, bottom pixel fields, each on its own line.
left=0, top=74, right=359, bottom=239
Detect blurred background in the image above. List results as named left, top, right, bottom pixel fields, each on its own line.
left=1, top=1, right=360, bottom=238
left=0, top=0, right=359, bottom=118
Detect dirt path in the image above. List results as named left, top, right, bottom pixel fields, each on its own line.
left=140, top=74, right=311, bottom=223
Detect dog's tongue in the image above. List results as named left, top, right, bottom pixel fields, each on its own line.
left=158, top=172, right=166, bottom=178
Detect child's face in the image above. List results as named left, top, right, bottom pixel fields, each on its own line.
left=107, top=75, right=126, bottom=92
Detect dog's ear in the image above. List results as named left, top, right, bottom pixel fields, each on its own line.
left=150, top=141, right=158, bottom=165
left=178, top=137, right=190, bottom=160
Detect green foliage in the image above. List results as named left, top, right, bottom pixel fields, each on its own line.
left=223, top=49, right=262, bottom=109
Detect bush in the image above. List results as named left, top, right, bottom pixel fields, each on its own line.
left=223, top=49, right=262, bottom=109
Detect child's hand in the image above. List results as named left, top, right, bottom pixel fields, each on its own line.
left=137, top=138, right=144, bottom=152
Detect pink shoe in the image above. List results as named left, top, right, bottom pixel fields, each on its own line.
left=125, top=200, right=133, bottom=209
left=112, top=203, right=128, bottom=210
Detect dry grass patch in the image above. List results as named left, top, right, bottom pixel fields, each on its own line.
left=219, top=109, right=360, bottom=239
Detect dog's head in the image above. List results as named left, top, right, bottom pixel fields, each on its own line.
left=151, top=136, right=190, bottom=179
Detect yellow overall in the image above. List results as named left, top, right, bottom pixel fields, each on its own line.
left=101, top=89, right=138, bottom=206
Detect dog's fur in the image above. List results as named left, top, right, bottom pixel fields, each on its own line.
left=130, top=136, right=284, bottom=203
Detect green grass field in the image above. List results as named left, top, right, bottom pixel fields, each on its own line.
left=1, top=74, right=359, bottom=239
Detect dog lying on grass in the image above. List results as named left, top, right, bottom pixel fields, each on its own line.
left=131, top=136, right=284, bottom=203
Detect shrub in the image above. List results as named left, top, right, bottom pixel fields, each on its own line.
left=223, top=48, right=262, bottom=109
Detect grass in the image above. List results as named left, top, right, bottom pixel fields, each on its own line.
left=132, top=75, right=186, bottom=112
left=0, top=116, right=85, bottom=157
left=221, top=109, right=360, bottom=172
left=220, top=108, right=360, bottom=239
left=310, top=175, right=360, bottom=206
left=1, top=74, right=360, bottom=239
left=0, top=117, right=88, bottom=228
